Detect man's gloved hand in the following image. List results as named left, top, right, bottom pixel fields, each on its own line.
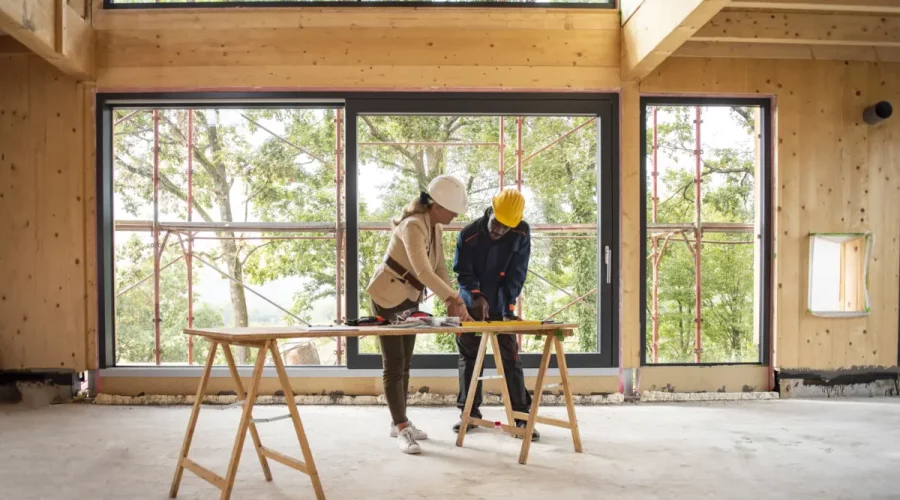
left=472, top=295, right=490, bottom=321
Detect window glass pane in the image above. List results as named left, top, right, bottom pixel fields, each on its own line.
left=113, top=107, right=346, bottom=366
left=358, top=114, right=600, bottom=355
left=644, top=105, right=762, bottom=364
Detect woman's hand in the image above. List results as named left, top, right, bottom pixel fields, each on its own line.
left=445, top=295, right=472, bottom=322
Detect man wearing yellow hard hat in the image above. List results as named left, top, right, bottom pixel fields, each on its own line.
left=451, top=188, right=539, bottom=441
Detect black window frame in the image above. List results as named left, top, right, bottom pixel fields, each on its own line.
left=96, top=91, right=619, bottom=370
left=103, top=0, right=615, bottom=9
left=639, top=96, right=774, bottom=367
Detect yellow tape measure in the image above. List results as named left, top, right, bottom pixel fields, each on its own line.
left=461, top=321, right=544, bottom=327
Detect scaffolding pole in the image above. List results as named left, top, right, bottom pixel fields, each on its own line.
left=152, top=110, right=162, bottom=366
left=651, top=106, right=660, bottom=364
left=694, top=106, right=703, bottom=364
left=186, top=109, right=194, bottom=365
left=515, top=116, right=524, bottom=349
left=335, top=109, right=344, bottom=365
left=499, top=116, right=505, bottom=191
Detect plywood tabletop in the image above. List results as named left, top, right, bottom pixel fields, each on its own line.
left=184, top=323, right=576, bottom=342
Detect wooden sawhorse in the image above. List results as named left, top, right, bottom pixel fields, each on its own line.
left=455, top=328, right=583, bottom=464
left=169, top=336, right=325, bottom=500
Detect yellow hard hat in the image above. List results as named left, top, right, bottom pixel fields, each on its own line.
left=492, top=189, right=526, bottom=228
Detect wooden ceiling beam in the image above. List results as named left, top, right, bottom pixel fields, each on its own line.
left=729, top=0, right=900, bottom=14
left=694, top=11, right=900, bottom=47
left=0, top=0, right=94, bottom=80
left=621, top=0, right=731, bottom=81
left=676, top=40, right=900, bottom=61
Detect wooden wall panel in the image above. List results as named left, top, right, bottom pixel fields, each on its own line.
left=638, top=58, right=900, bottom=370
left=0, top=54, right=93, bottom=371
left=92, top=8, right=621, bottom=91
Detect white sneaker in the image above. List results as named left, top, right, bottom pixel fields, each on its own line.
left=390, top=421, right=428, bottom=440
left=397, top=427, right=421, bottom=454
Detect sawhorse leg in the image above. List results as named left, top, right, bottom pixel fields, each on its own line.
left=222, top=343, right=273, bottom=482
left=456, top=333, right=489, bottom=448
left=169, top=339, right=328, bottom=500
left=456, top=332, right=525, bottom=447
left=512, top=332, right=582, bottom=464
left=517, top=334, right=553, bottom=465
left=269, top=342, right=326, bottom=500
left=554, top=336, right=582, bottom=453
left=170, top=340, right=218, bottom=498
left=220, top=341, right=269, bottom=500
left=491, top=334, right=517, bottom=432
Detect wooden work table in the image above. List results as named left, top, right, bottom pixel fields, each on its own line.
left=171, top=323, right=582, bottom=500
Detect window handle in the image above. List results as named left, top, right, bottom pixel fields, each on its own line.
left=604, top=246, right=612, bottom=284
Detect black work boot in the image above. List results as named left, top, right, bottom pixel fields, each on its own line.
left=515, top=420, right=540, bottom=441
left=452, top=409, right=482, bottom=433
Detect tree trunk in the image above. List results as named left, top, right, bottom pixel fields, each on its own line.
left=208, top=117, right=252, bottom=363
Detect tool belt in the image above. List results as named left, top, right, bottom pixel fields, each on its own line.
left=385, top=256, right=425, bottom=292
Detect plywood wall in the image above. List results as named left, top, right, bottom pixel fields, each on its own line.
left=630, top=58, right=900, bottom=371
left=91, top=7, right=620, bottom=91
left=0, top=54, right=95, bottom=371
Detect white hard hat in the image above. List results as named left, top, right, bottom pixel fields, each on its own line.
left=427, top=175, right=468, bottom=215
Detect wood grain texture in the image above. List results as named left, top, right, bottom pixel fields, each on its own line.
left=0, top=55, right=91, bottom=371
left=0, top=0, right=93, bottom=80
left=676, top=41, right=900, bottom=62
left=621, top=0, right=729, bottom=81
left=92, top=8, right=621, bottom=91
left=640, top=57, right=900, bottom=370
left=185, top=324, right=577, bottom=342
left=619, top=81, right=641, bottom=369
left=695, top=11, right=900, bottom=47
left=92, top=7, right=620, bottom=31
left=729, top=0, right=900, bottom=14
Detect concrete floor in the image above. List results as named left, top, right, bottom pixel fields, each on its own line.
left=1, top=400, right=898, bottom=500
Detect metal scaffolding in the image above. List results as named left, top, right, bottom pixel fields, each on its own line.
left=647, top=106, right=755, bottom=364
left=114, top=110, right=599, bottom=365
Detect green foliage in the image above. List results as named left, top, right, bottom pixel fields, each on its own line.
left=645, top=106, right=760, bottom=364
left=113, top=108, right=603, bottom=363
left=114, top=235, right=224, bottom=365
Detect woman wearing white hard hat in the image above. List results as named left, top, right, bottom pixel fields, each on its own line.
left=366, top=174, right=473, bottom=455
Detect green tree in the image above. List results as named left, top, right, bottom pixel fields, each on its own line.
left=645, top=106, right=758, bottom=363
left=114, top=235, right=223, bottom=365
left=113, top=109, right=603, bottom=363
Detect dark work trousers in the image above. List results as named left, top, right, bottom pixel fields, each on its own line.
left=456, top=315, right=532, bottom=421
left=370, top=298, right=419, bottom=426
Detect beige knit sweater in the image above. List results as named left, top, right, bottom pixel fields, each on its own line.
left=366, top=211, right=457, bottom=309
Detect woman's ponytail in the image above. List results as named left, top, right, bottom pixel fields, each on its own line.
left=393, top=192, right=433, bottom=226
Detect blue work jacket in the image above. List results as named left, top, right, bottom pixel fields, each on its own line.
left=453, top=208, right=531, bottom=319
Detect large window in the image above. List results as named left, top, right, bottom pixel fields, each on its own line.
left=98, top=93, right=618, bottom=370
left=105, top=0, right=613, bottom=8
left=640, top=98, right=772, bottom=365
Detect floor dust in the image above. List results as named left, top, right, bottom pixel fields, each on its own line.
left=1, top=399, right=898, bottom=499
